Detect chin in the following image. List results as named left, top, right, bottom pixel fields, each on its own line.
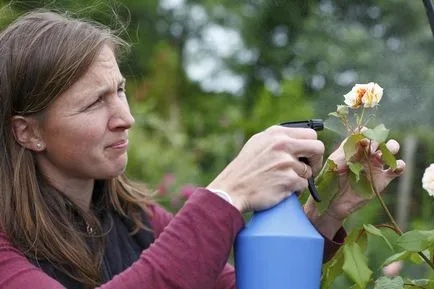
left=109, top=165, right=127, bottom=178
left=98, top=163, right=128, bottom=179
left=94, top=155, right=128, bottom=178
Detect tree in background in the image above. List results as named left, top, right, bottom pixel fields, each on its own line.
left=1, top=1, right=433, bottom=286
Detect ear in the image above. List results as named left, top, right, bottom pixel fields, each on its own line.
left=11, top=116, right=45, bottom=151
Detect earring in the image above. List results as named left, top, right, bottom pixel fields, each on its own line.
left=36, top=143, right=42, bottom=150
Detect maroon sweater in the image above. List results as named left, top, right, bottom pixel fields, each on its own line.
left=0, top=189, right=344, bottom=289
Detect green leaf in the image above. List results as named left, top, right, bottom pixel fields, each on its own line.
left=314, top=159, right=339, bottom=214
left=349, top=172, right=374, bottom=199
left=349, top=162, right=363, bottom=182
left=321, top=247, right=345, bottom=289
left=344, top=226, right=368, bottom=251
left=406, top=279, right=434, bottom=287
left=409, top=252, right=425, bottom=264
left=373, top=276, right=404, bottom=289
left=343, top=243, right=372, bottom=289
left=362, top=124, right=389, bottom=143
left=382, top=251, right=410, bottom=266
left=378, top=143, right=397, bottom=169
left=343, top=134, right=364, bottom=161
left=345, top=227, right=363, bottom=244
left=329, top=112, right=341, bottom=118
left=337, top=105, right=349, bottom=116
left=396, top=230, right=434, bottom=252
left=363, top=224, right=394, bottom=252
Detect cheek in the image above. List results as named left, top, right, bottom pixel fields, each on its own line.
left=46, top=118, right=106, bottom=154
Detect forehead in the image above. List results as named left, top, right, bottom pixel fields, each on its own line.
left=77, top=45, right=122, bottom=88
left=53, top=45, right=123, bottom=106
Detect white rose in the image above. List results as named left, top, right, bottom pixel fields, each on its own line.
left=362, top=82, right=383, bottom=108
left=422, top=163, right=434, bottom=197
left=344, top=82, right=383, bottom=109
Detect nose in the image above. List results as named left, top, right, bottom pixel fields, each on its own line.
left=108, top=98, right=135, bottom=131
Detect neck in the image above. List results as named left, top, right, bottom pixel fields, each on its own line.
left=38, top=173, right=95, bottom=211
left=36, top=156, right=96, bottom=211
left=49, top=177, right=95, bottom=211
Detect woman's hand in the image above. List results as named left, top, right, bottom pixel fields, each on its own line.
left=305, top=138, right=406, bottom=239
left=208, top=125, right=325, bottom=213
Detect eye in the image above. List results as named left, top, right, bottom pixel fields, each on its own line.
left=86, top=96, right=105, bottom=110
left=118, top=86, right=126, bottom=96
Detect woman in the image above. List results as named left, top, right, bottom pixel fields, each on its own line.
left=0, top=10, right=405, bottom=289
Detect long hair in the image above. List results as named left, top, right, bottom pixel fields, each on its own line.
left=0, top=10, right=152, bottom=288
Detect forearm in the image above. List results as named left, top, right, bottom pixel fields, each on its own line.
left=0, top=190, right=244, bottom=289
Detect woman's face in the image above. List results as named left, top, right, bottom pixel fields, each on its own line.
left=35, top=45, right=135, bottom=184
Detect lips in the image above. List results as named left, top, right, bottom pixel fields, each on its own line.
left=107, top=139, right=128, bottom=149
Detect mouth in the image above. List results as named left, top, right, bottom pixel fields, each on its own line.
left=107, top=139, right=128, bottom=149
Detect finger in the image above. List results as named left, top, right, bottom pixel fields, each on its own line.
left=281, top=170, right=309, bottom=193
left=268, top=125, right=318, bottom=140
left=352, top=139, right=371, bottom=162
left=294, top=140, right=325, bottom=173
left=293, top=161, right=313, bottom=179
left=288, top=139, right=324, bottom=174
left=384, top=159, right=406, bottom=177
left=359, top=138, right=380, bottom=154
left=365, top=150, right=384, bottom=168
left=359, top=127, right=379, bottom=151
left=287, top=139, right=325, bottom=158
left=361, top=139, right=399, bottom=155
left=310, top=154, right=324, bottom=175
left=385, top=139, right=400, bottom=155
left=289, top=175, right=309, bottom=193
left=371, top=140, right=400, bottom=167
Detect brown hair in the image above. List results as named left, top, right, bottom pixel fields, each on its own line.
left=0, top=10, right=152, bottom=288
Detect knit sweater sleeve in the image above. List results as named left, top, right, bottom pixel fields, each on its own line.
left=0, top=188, right=345, bottom=289
left=148, top=191, right=238, bottom=289
left=0, top=189, right=244, bottom=289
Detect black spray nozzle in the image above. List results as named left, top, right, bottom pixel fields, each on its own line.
left=279, top=119, right=324, bottom=202
left=280, top=119, right=324, bottom=131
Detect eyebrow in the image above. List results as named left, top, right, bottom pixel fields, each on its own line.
left=97, top=77, right=126, bottom=96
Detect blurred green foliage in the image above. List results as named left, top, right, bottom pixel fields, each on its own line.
left=1, top=0, right=433, bottom=285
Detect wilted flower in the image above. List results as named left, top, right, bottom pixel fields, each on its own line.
left=344, top=82, right=383, bottom=109
left=422, top=163, right=434, bottom=197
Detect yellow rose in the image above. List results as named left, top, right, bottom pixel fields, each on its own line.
left=422, top=163, right=434, bottom=197
left=344, top=82, right=383, bottom=108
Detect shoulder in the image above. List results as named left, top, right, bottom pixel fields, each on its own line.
left=0, top=232, right=64, bottom=288
left=0, top=231, right=17, bottom=251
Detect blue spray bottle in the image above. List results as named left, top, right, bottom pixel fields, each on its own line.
left=234, top=119, right=324, bottom=289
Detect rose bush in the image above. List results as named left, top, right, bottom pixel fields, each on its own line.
left=319, top=83, right=434, bottom=289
